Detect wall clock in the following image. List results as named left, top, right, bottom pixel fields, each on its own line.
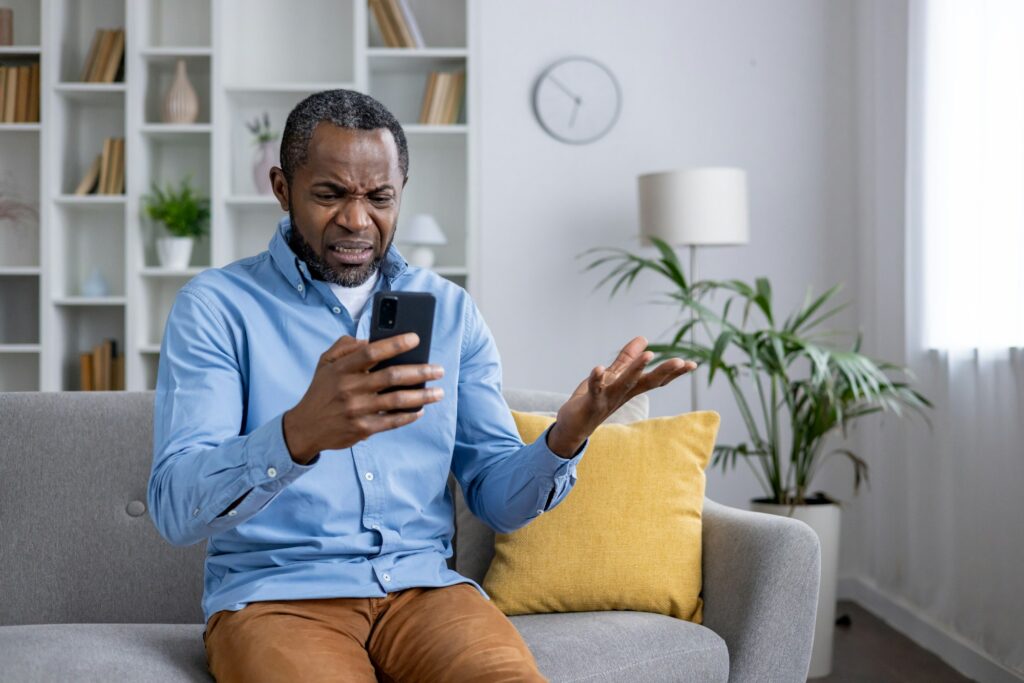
left=532, top=56, right=622, bottom=144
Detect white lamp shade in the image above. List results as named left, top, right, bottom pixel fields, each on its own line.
left=399, top=214, right=447, bottom=246
left=637, top=167, right=750, bottom=246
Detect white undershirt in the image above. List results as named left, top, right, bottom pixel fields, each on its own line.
left=328, top=272, right=380, bottom=321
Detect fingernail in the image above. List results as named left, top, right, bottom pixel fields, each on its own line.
left=432, top=388, right=444, bottom=399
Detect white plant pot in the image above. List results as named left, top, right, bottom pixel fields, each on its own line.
left=750, top=499, right=840, bottom=679
left=157, top=237, right=194, bottom=270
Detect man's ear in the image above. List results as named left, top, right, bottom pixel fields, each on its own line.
left=270, top=167, right=289, bottom=211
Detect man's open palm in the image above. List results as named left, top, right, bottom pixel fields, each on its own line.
left=548, top=337, right=697, bottom=457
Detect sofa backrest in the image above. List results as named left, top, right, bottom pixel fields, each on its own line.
left=0, top=389, right=647, bottom=625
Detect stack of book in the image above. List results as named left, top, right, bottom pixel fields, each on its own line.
left=79, top=339, right=125, bottom=391
left=419, top=70, right=465, bottom=125
left=80, top=28, right=126, bottom=83
left=74, top=137, right=125, bottom=195
left=369, top=0, right=425, bottom=48
left=0, top=62, right=40, bottom=122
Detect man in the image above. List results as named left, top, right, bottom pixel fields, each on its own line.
left=148, top=89, right=695, bottom=682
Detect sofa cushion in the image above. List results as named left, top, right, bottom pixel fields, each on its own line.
left=454, top=390, right=649, bottom=582
left=0, top=624, right=210, bottom=682
left=483, top=410, right=720, bottom=623
left=0, top=613, right=728, bottom=683
left=512, top=610, right=728, bottom=683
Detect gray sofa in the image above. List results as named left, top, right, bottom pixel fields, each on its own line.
left=0, top=390, right=819, bottom=682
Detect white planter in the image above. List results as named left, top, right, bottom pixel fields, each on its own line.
left=750, top=499, right=840, bottom=679
left=157, top=237, right=194, bottom=270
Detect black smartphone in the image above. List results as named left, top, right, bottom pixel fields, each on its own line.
left=368, top=291, right=437, bottom=412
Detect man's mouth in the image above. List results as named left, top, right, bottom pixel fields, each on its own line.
left=327, top=242, right=374, bottom=266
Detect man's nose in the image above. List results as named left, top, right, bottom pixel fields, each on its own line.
left=336, top=198, right=374, bottom=232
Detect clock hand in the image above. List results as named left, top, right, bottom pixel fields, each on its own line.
left=569, top=100, right=580, bottom=128
left=547, top=74, right=580, bottom=101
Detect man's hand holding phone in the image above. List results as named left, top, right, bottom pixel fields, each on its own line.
left=282, top=333, right=444, bottom=465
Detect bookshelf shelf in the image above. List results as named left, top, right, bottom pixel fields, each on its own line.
left=54, top=194, right=126, bottom=205
left=53, top=297, right=127, bottom=306
left=5, top=0, right=477, bottom=393
left=0, top=344, right=41, bottom=353
left=0, top=46, right=42, bottom=55
left=139, top=47, right=212, bottom=59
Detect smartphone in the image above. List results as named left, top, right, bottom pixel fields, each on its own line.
left=368, top=291, right=437, bottom=412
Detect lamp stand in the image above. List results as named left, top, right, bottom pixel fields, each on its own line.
left=690, top=245, right=699, bottom=412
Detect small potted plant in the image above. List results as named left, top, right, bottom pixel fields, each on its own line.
left=585, top=238, right=931, bottom=677
left=247, top=112, right=279, bottom=195
left=143, top=176, right=210, bottom=270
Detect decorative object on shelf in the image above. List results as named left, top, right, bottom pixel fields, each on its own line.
left=161, top=59, right=199, bottom=124
left=143, top=176, right=210, bottom=270
left=398, top=214, right=447, bottom=268
left=80, top=266, right=109, bottom=298
left=80, top=28, right=125, bottom=83
left=532, top=56, right=621, bottom=144
left=0, top=61, right=40, bottom=123
left=636, top=166, right=750, bottom=410
left=246, top=112, right=280, bottom=195
left=0, top=173, right=38, bottom=226
left=419, top=70, right=465, bottom=125
left=0, top=8, right=12, bottom=46
left=584, top=242, right=931, bottom=678
left=369, top=0, right=424, bottom=48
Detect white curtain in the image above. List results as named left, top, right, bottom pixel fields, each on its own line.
left=895, top=0, right=1024, bottom=674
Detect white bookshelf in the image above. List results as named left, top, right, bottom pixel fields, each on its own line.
left=0, top=0, right=477, bottom=392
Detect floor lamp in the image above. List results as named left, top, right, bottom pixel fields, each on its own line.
left=637, top=167, right=750, bottom=411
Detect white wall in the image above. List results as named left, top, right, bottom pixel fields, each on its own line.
left=475, top=0, right=860, bottom=508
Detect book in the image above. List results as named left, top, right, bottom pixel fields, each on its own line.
left=442, top=70, right=465, bottom=124
left=74, top=154, right=101, bottom=195
left=91, top=343, right=104, bottom=391
left=110, top=138, right=124, bottom=195
left=88, top=30, right=115, bottom=83
left=429, top=72, right=450, bottom=125
left=98, top=137, right=113, bottom=194
left=369, top=0, right=400, bottom=48
left=15, top=64, right=29, bottom=122
left=3, top=63, right=16, bottom=122
left=419, top=71, right=437, bottom=124
left=386, top=0, right=415, bottom=48
left=79, top=352, right=94, bottom=391
left=99, top=29, right=125, bottom=83
left=396, top=0, right=425, bottom=48
left=80, top=29, right=103, bottom=81
left=0, top=67, right=6, bottom=122
left=27, top=62, right=39, bottom=122
left=0, top=8, right=12, bottom=47
left=112, top=355, right=124, bottom=391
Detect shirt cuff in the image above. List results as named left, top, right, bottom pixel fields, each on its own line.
left=245, top=412, right=320, bottom=491
left=529, top=423, right=587, bottom=477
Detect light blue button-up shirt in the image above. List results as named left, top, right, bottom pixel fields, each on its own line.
left=148, top=217, right=586, bottom=624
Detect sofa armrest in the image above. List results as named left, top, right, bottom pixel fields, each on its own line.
left=701, top=498, right=820, bottom=683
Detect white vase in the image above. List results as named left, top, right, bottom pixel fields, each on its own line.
left=81, top=266, right=109, bottom=297
left=157, top=236, right=194, bottom=270
left=252, top=140, right=278, bottom=195
left=750, top=499, right=840, bottom=678
left=162, top=59, right=199, bottom=124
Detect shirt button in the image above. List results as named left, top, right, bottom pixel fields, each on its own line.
left=228, top=509, right=238, bottom=517
left=192, top=508, right=200, bottom=517
left=267, top=467, right=278, bottom=478
left=332, top=306, right=341, bottom=314
left=365, top=472, right=374, bottom=481
left=536, top=509, right=544, bottom=515
left=370, top=523, right=380, bottom=529
left=297, top=283, right=304, bottom=292
left=382, top=574, right=391, bottom=582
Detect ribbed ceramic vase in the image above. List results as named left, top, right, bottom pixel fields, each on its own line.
left=252, top=140, right=278, bottom=194
left=162, top=59, right=199, bottom=124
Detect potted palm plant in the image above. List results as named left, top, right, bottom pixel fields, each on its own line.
left=584, top=238, right=930, bottom=677
left=143, top=176, right=210, bottom=270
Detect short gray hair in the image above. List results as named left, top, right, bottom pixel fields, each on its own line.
left=280, top=89, right=409, bottom=184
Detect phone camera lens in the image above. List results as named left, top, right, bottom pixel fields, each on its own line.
left=380, top=298, right=398, bottom=329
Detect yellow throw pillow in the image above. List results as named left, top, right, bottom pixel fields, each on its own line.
left=482, top=409, right=720, bottom=623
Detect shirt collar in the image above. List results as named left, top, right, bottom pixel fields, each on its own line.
left=269, top=215, right=409, bottom=293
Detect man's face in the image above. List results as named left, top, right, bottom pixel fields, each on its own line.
left=271, top=123, right=406, bottom=287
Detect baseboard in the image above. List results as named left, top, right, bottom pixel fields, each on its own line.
left=837, top=576, right=1023, bottom=683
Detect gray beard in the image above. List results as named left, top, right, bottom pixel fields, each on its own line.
left=287, top=212, right=384, bottom=288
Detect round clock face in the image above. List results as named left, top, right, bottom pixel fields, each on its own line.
left=532, top=56, right=622, bottom=144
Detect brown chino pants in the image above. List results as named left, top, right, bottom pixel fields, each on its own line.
left=203, top=582, right=547, bottom=682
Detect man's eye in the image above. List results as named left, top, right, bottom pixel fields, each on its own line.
left=372, top=196, right=392, bottom=204
left=315, top=193, right=336, bottom=200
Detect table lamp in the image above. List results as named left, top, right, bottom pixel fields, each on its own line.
left=637, top=167, right=750, bottom=409
left=398, top=214, right=447, bottom=269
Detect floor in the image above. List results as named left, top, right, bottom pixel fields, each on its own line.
left=812, top=601, right=975, bottom=683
